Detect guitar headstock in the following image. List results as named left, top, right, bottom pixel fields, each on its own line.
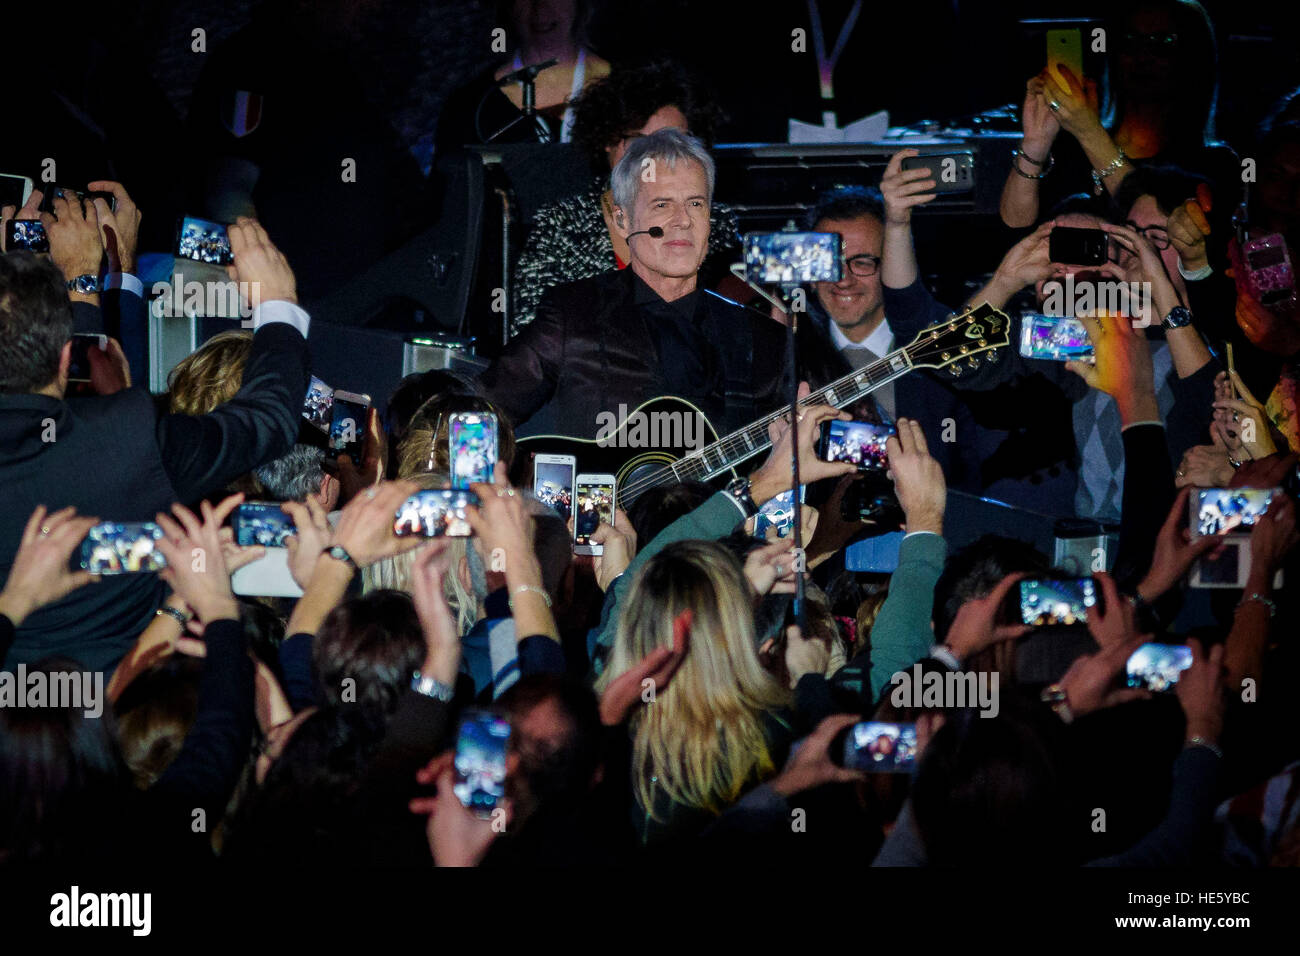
left=906, top=302, right=1011, bottom=377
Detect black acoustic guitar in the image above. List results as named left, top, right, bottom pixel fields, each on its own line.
left=516, top=303, right=1010, bottom=508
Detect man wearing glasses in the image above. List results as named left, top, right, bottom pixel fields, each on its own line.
left=802, top=183, right=979, bottom=485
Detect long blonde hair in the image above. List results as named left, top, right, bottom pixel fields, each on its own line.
left=361, top=470, right=479, bottom=635
left=597, top=540, right=792, bottom=820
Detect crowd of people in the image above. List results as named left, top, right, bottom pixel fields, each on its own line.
left=1, top=0, right=1299, bottom=874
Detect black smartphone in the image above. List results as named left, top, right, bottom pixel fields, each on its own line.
left=1017, top=577, right=1098, bottom=626
left=393, top=489, right=479, bottom=537
left=453, top=709, right=511, bottom=818
left=79, top=522, right=167, bottom=574
left=831, top=721, right=919, bottom=773
left=175, top=215, right=233, bottom=265
left=329, top=390, right=372, bottom=466
left=233, top=502, right=297, bottom=547
left=900, top=151, right=975, bottom=194
left=5, top=219, right=48, bottom=253
left=68, top=333, right=107, bottom=383
left=817, top=419, right=896, bottom=472
left=1049, top=226, right=1108, bottom=266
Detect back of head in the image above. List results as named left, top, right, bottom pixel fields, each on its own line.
left=313, top=590, right=424, bottom=714
left=603, top=540, right=790, bottom=818
left=256, top=443, right=328, bottom=502
left=626, top=480, right=712, bottom=549
left=114, top=655, right=204, bottom=790
left=933, top=534, right=1052, bottom=642
left=0, top=657, right=126, bottom=863
left=167, top=330, right=254, bottom=415
left=399, top=393, right=516, bottom=478
left=912, top=700, right=1064, bottom=866
left=0, top=252, right=73, bottom=394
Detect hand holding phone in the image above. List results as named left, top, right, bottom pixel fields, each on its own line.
left=394, top=489, right=478, bottom=538
left=532, top=454, right=576, bottom=520
left=574, top=474, right=615, bottom=555
left=1126, top=642, right=1192, bottom=692
left=817, top=419, right=894, bottom=471
left=1016, top=577, right=1097, bottom=626
left=80, top=522, right=167, bottom=574
left=1049, top=226, right=1108, bottom=267
left=453, top=710, right=511, bottom=818
left=831, top=721, right=918, bottom=773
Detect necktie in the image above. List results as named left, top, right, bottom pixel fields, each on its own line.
left=841, top=345, right=896, bottom=421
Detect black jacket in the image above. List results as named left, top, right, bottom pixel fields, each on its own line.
left=479, top=267, right=843, bottom=440
left=0, top=321, right=309, bottom=674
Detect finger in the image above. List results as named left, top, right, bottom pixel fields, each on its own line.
left=672, top=609, right=692, bottom=656
left=210, top=492, right=246, bottom=528
left=1064, top=360, right=1097, bottom=388
left=20, top=505, right=50, bottom=547
left=1194, top=183, right=1212, bottom=214
left=169, top=502, right=204, bottom=540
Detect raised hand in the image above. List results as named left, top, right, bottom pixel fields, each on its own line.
left=743, top=537, right=802, bottom=598
left=0, top=506, right=101, bottom=626
left=1176, top=638, right=1225, bottom=746
left=885, top=417, right=945, bottom=535
left=86, top=180, right=142, bottom=275
left=590, top=508, right=636, bottom=591
left=1167, top=186, right=1212, bottom=272
left=1055, top=571, right=1150, bottom=719
left=43, top=189, right=103, bottom=282
left=768, top=714, right=867, bottom=797
left=1022, top=74, right=1062, bottom=151
left=154, top=496, right=243, bottom=624
left=750, top=382, right=854, bottom=505
left=599, top=609, right=690, bottom=726
left=880, top=149, right=937, bottom=226
left=1138, top=488, right=1220, bottom=601
left=942, top=572, right=1031, bottom=662
left=226, top=217, right=297, bottom=307
left=1066, top=312, right=1159, bottom=425
left=282, top=496, right=333, bottom=589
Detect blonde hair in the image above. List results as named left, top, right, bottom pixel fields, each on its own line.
left=597, top=540, right=791, bottom=820
left=167, top=330, right=254, bottom=415
left=361, top=470, right=479, bottom=635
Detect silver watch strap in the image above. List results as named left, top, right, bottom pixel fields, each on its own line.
left=411, top=672, right=455, bottom=702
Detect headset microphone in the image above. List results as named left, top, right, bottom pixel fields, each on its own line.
left=626, top=226, right=664, bottom=240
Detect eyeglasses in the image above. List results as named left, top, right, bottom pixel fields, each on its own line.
left=1126, top=221, right=1171, bottom=250
left=843, top=254, right=881, bottom=277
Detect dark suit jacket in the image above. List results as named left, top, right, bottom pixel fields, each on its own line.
left=0, top=320, right=309, bottom=674
left=479, top=268, right=843, bottom=440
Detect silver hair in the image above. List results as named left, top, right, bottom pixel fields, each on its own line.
left=609, top=127, right=715, bottom=218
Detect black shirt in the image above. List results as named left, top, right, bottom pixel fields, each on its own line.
left=632, top=273, right=724, bottom=407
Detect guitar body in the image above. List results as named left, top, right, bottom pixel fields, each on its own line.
left=508, top=303, right=1012, bottom=509
left=513, top=397, right=737, bottom=507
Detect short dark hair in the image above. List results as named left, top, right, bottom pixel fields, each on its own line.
left=932, top=535, right=1052, bottom=641
left=0, top=252, right=74, bottom=393
left=1113, top=164, right=1208, bottom=219
left=313, top=590, right=425, bottom=714
left=805, top=185, right=885, bottom=231
left=570, top=61, right=725, bottom=169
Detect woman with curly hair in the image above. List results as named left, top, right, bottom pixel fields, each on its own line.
left=508, top=61, right=741, bottom=338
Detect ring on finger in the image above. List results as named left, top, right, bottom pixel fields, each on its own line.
left=1048, top=100, right=1061, bottom=112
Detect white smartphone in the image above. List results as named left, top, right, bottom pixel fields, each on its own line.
left=0, top=172, right=34, bottom=211
left=532, top=454, right=576, bottom=521
left=574, top=473, right=616, bottom=556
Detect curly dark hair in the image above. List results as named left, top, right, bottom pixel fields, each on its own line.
left=570, top=61, right=725, bottom=169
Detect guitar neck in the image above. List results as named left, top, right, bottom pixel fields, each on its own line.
left=669, top=347, right=915, bottom=484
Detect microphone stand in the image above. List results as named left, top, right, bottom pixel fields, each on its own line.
left=730, top=264, right=806, bottom=632
left=483, top=68, right=554, bottom=144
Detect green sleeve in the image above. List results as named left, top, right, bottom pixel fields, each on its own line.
left=866, top=532, right=947, bottom=700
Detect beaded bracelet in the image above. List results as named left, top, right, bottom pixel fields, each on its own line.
left=1011, top=148, right=1055, bottom=179
left=508, top=584, right=552, bottom=610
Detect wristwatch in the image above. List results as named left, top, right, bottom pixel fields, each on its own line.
left=1161, top=305, right=1194, bottom=330
left=66, top=274, right=102, bottom=294
left=411, top=672, right=455, bottom=702
left=725, top=476, right=759, bottom=518
left=325, top=545, right=358, bottom=571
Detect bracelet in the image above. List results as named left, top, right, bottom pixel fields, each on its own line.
left=1186, top=736, right=1223, bottom=759
left=508, top=584, right=552, bottom=610
left=324, top=545, right=358, bottom=571
left=1011, top=148, right=1055, bottom=179
left=411, top=671, right=456, bottom=703
left=1237, top=592, right=1277, bottom=618
left=1017, top=144, right=1048, bottom=166
left=156, top=605, right=192, bottom=627
left=1090, top=147, right=1128, bottom=193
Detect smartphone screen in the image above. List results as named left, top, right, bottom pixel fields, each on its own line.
left=818, top=419, right=895, bottom=471
left=1049, top=226, right=1108, bottom=267
left=743, top=231, right=842, bottom=284
left=329, top=391, right=371, bottom=466
left=1019, top=313, right=1094, bottom=362
left=533, top=457, right=575, bottom=520
left=453, top=710, right=511, bottom=819
left=302, top=376, right=334, bottom=432
left=176, top=215, right=233, bottom=265
left=234, top=502, right=297, bottom=547
left=68, top=333, right=106, bottom=383
left=574, top=476, right=615, bottom=551
left=393, top=489, right=478, bottom=537
left=1126, top=643, right=1193, bottom=692
left=449, top=412, right=499, bottom=489
left=753, top=486, right=805, bottom=540
left=80, top=522, right=167, bottom=574
left=5, top=219, right=49, bottom=253
left=839, top=721, right=918, bottom=773
left=1019, top=577, right=1097, bottom=626
left=1193, top=488, right=1277, bottom=537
